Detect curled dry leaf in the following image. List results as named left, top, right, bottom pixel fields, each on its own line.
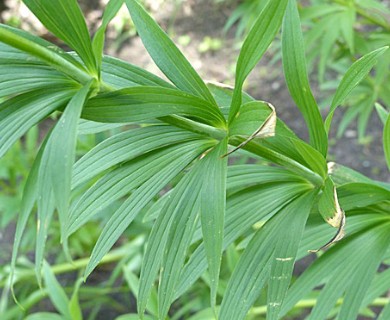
left=223, top=102, right=276, bottom=157
left=310, top=176, right=346, bottom=253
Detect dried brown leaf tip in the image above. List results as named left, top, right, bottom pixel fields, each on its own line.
left=310, top=178, right=346, bottom=253
left=223, top=102, right=276, bottom=157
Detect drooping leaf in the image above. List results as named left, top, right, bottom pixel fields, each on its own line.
left=325, top=46, right=388, bottom=132
left=69, top=139, right=211, bottom=236
left=24, top=0, right=97, bottom=74
left=282, top=0, right=327, bottom=156
left=199, top=139, right=228, bottom=309
left=0, top=88, right=77, bottom=159
left=84, top=139, right=214, bottom=279
left=219, top=191, right=316, bottom=320
left=42, top=261, right=71, bottom=319
left=125, top=0, right=217, bottom=106
left=228, top=0, right=288, bottom=123
left=48, top=81, right=93, bottom=243
left=72, top=125, right=202, bottom=188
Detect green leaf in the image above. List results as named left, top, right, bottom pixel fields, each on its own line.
left=68, top=140, right=210, bottom=236
left=0, top=25, right=90, bottom=84
left=228, top=0, right=288, bottom=123
left=338, top=183, right=390, bottom=210
left=25, top=313, right=64, bottom=320
left=375, top=103, right=389, bottom=125
left=82, top=86, right=225, bottom=126
left=384, top=113, right=390, bottom=171
left=69, top=279, right=83, bottom=320
left=47, top=81, right=93, bottom=243
left=72, top=126, right=202, bottom=188
left=157, top=166, right=204, bottom=319
left=10, top=138, right=47, bottom=296
left=42, top=261, right=71, bottom=319
left=325, top=46, right=388, bottom=132
left=282, top=0, right=327, bottom=156
left=92, top=0, right=124, bottom=73
left=24, top=0, right=97, bottom=74
left=200, top=139, right=228, bottom=309
left=35, top=140, right=56, bottom=283
left=125, top=0, right=217, bottom=107
left=0, top=88, right=76, bottom=159
left=280, top=223, right=390, bottom=319
left=102, top=55, right=173, bottom=89
left=219, top=191, right=316, bottom=320
left=84, top=139, right=214, bottom=279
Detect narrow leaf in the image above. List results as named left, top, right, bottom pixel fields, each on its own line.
left=229, top=0, right=288, bottom=122
left=92, top=0, right=124, bottom=71
left=48, top=81, right=93, bottom=243
left=282, top=0, right=327, bottom=156
left=82, top=86, right=225, bottom=126
left=125, top=0, right=217, bottom=106
left=200, top=139, right=228, bottom=309
left=325, top=46, right=388, bottom=132
left=24, top=0, right=97, bottom=73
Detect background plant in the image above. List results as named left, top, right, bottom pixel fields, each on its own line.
left=0, top=0, right=389, bottom=319
left=224, top=0, right=390, bottom=141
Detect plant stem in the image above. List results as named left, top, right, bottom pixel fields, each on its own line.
left=2, top=237, right=144, bottom=288
left=159, top=115, right=227, bottom=140
left=231, top=137, right=324, bottom=187
left=250, top=297, right=390, bottom=316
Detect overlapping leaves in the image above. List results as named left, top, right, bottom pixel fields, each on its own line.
left=1, top=1, right=389, bottom=320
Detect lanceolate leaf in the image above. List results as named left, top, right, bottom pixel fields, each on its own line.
left=92, top=0, right=124, bottom=73
left=10, top=138, right=47, bottom=293
left=125, top=0, right=217, bottom=107
left=42, top=261, right=71, bottom=319
left=82, top=86, right=225, bottom=126
left=84, top=139, right=215, bottom=279
left=0, top=87, right=77, bottom=159
left=47, top=81, right=93, bottom=242
left=325, top=46, right=388, bottom=132
left=219, top=191, right=316, bottom=320
left=72, top=126, right=202, bottom=188
left=102, top=56, right=173, bottom=89
left=68, top=140, right=212, bottom=236
left=24, top=0, right=97, bottom=74
left=200, top=139, right=228, bottom=309
left=229, top=0, right=288, bottom=123
left=282, top=0, right=327, bottom=156
left=176, top=182, right=312, bottom=300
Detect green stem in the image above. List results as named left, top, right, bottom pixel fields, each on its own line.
left=250, top=297, right=390, bottom=316
left=3, top=238, right=143, bottom=289
left=0, top=26, right=93, bottom=84
left=231, top=137, right=324, bottom=187
left=159, top=115, right=227, bottom=140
